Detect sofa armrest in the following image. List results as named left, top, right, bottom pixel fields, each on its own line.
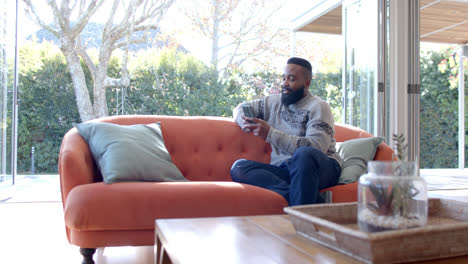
left=59, top=128, right=99, bottom=206
left=321, top=182, right=359, bottom=203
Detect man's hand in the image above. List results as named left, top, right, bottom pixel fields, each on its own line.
left=242, top=116, right=270, bottom=140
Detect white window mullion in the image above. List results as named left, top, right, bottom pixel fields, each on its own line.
left=388, top=0, right=409, bottom=151
left=459, top=45, right=466, bottom=169
left=10, top=0, right=19, bottom=184
left=407, top=0, right=420, bottom=164
left=377, top=0, right=387, bottom=141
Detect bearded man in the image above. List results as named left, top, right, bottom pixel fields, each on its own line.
left=230, top=57, right=342, bottom=206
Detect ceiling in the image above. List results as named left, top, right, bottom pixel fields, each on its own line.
left=292, top=0, right=468, bottom=45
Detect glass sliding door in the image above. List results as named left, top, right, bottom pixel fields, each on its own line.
left=0, top=0, right=14, bottom=183
left=342, top=0, right=379, bottom=135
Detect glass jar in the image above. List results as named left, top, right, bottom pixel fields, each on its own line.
left=358, top=161, right=428, bottom=232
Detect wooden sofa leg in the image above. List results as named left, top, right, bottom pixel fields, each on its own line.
left=80, top=248, right=96, bottom=264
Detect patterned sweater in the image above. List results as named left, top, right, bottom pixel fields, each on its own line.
left=233, top=91, right=342, bottom=167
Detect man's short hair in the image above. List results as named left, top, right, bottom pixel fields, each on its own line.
left=287, top=57, right=312, bottom=79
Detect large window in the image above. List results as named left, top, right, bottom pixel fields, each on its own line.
left=5, top=0, right=344, bottom=176
left=340, top=0, right=468, bottom=169
left=10, top=0, right=466, bottom=176
left=0, top=0, right=14, bottom=182
left=342, top=0, right=378, bottom=135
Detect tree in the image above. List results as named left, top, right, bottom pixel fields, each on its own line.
left=179, top=0, right=284, bottom=73
left=22, top=0, right=174, bottom=121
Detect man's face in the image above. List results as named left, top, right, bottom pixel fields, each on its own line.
left=281, top=64, right=311, bottom=106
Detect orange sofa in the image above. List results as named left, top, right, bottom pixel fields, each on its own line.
left=58, top=115, right=393, bottom=262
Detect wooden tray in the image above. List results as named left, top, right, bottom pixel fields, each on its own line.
left=284, top=198, right=468, bottom=264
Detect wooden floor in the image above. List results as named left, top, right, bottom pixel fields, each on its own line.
left=0, top=174, right=467, bottom=264
left=0, top=202, right=155, bottom=264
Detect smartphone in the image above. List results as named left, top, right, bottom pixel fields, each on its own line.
left=242, top=105, right=256, bottom=123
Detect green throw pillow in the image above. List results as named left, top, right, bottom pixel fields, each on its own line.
left=75, top=122, right=188, bottom=184
left=336, top=137, right=384, bottom=184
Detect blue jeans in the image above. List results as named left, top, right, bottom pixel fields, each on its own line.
left=230, top=146, right=341, bottom=206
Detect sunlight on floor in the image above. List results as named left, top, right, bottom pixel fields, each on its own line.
left=0, top=174, right=62, bottom=203
left=0, top=202, right=155, bottom=264
left=0, top=175, right=156, bottom=264
left=96, top=246, right=155, bottom=264
left=0, top=202, right=82, bottom=264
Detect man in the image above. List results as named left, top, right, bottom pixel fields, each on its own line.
left=230, top=57, right=342, bottom=206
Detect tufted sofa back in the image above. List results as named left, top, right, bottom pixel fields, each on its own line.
left=74, top=115, right=272, bottom=182
left=87, top=115, right=395, bottom=180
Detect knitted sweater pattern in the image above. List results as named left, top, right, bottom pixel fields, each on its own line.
left=234, top=92, right=342, bottom=167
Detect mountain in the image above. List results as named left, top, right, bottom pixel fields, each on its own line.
left=28, top=22, right=187, bottom=53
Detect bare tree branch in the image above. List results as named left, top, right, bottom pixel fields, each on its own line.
left=55, top=0, right=70, bottom=31
left=106, top=0, right=171, bottom=49
left=22, top=0, right=59, bottom=37
left=72, top=0, right=104, bottom=37
left=184, top=0, right=283, bottom=72
left=114, top=33, right=153, bottom=49
left=76, top=35, right=97, bottom=82
left=103, top=0, right=120, bottom=36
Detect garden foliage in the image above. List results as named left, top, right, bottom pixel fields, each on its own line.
left=420, top=48, right=468, bottom=168
left=11, top=42, right=466, bottom=173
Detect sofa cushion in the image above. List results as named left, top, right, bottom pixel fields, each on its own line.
left=336, top=137, right=385, bottom=184
left=64, top=182, right=288, bottom=231
left=75, top=122, right=187, bottom=183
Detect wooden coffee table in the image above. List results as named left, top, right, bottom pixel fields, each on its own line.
left=155, top=214, right=468, bottom=264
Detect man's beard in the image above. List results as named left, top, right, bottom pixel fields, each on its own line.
left=281, top=86, right=305, bottom=106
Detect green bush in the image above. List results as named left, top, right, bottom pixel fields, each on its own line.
left=420, top=48, right=468, bottom=168
left=126, top=48, right=247, bottom=116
